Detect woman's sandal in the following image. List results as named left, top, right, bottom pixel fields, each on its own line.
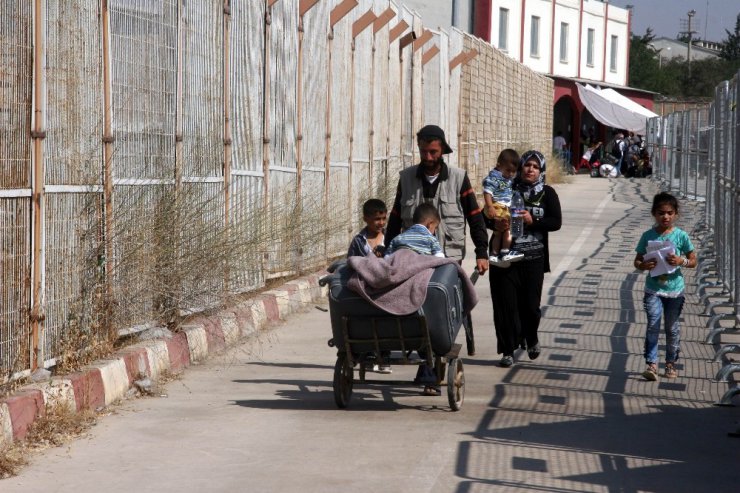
left=527, top=343, right=541, bottom=360
left=422, top=385, right=441, bottom=396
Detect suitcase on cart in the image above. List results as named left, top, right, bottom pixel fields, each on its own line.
left=326, top=261, right=464, bottom=356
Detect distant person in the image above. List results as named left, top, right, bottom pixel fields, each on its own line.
left=385, top=203, right=445, bottom=258
left=623, top=134, right=642, bottom=177
left=633, top=192, right=696, bottom=381
left=606, top=132, right=626, bottom=177
left=635, top=148, right=652, bottom=178
left=347, top=199, right=387, bottom=258
left=616, top=132, right=628, bottom=176
left=552, top=131, right=566, bottom=154
left=575, top=141, right=601, bottom=173
left=482, top=149, right=524, bottom=263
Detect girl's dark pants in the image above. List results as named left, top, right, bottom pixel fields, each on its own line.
left=488, top=257, right=545, bottom=356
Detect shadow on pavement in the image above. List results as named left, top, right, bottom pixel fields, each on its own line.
left=231, top=379, right=454, bottom=412
left=243, top=361, right=335, bottom=370
left=454, top=393, right=739, bottom=492
left=449, top=180, right=738, bottom=492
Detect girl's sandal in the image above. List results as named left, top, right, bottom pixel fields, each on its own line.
left=642, top=363, right=658, bottom=381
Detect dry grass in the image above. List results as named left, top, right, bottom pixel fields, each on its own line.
left=546, top=152, right=568, bottom=184
left=0, top=376, right=29, bottom=400
left=23, top=405, right=97, bottom=449
left=4, top=169, right=395, bottom=383
left=0, top=444, right=26, bottom=480
left=54, top=331, right=117, bottom=376
left=0, top=403, right=97, bottom=479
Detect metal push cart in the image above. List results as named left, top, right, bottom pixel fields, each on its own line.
left=319, top=261, right=476, bottom=411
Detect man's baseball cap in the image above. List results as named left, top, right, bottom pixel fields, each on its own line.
left=416, top=124, right=453, bottom=154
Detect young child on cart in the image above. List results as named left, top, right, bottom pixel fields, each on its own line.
left=385, top=202, right=444, bottom=258
left=385, top=203, right=448, bottom=396
left=482, top=149, right=524, bottom=264
left=347, top=198, right=391, bottom=373
left=347, top=198, right=387, bottom=258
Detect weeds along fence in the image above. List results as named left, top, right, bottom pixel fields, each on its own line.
left=646, top=69, right=740, bottom=399
left=0, top=0, right=553, bottom=377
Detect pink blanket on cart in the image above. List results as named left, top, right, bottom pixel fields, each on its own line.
left=346, top=249, right=479, bottom=316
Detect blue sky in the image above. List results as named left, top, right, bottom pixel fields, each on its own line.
left=609, top=0, right=739, bottom=42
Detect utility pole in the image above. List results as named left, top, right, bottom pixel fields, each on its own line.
left=680, top=9, right=697, bottom=78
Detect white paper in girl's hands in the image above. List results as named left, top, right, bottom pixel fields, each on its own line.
left=644, top=240, right=676, bottom=277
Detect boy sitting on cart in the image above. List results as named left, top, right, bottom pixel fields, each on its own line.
left=385, top=203, right=447, bottom=395
left=347, top=198, right=392, bottom=373
left=385, top=203, right=445, bottom=259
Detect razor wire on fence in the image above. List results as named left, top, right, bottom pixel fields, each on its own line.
left=646, top=69, right=740, bottom=403
left=0, top=0, right=553, bottom=378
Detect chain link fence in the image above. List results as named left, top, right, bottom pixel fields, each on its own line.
left=1, top=0, right=553, bottom=378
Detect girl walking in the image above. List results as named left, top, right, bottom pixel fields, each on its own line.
left=633, top=192, right=696, bottom=380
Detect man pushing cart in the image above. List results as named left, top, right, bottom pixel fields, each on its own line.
left=320, top=249, right=478, bottom=410
left=319, top=125, right=486, bottom=410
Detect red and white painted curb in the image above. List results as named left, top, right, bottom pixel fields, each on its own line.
left=0, top=272, right=326, bottom=447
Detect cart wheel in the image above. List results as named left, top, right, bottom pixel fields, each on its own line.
left=333, top=355, right=353, bottom=408
left=447, top=358, right=464, bottom=411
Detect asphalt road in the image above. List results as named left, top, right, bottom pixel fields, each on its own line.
left=3, top=175, right=738, bottom=493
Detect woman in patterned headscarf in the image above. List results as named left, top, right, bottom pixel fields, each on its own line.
left=487, top=150, right=562, bottom=367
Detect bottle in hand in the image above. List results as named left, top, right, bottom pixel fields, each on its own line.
left=510, top=191, right=524, bottom=237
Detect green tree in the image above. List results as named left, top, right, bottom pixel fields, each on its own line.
left=720, top=13, right=740, bottom=61
left=628, top=29, right=677, bottom=94
left=628, top=27, right=740, bottom=98
left=682, top=57, right=738, bottom=97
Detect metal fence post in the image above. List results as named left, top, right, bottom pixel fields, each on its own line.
left=262, top=3, right=272, bottom=214
left=295, top=3, right=306, bottom=273
left=324, top=22, right=333, bottom=258
left=30, top=0, right=47, bottom=370
left=347, top=27, right=356, bottom=239
left=100, top=0, right=116, bottom=344
left=223, top=0, right=233, bottom=289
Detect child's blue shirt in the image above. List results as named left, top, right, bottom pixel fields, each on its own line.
left=385, top=224, right=444, bottom=257
left=635, top=226, right=694, bottom=297
left=482, top=168, right=513, bottom=205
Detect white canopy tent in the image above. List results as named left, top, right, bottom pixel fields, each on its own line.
left=576, top=83, right=658, bottom=135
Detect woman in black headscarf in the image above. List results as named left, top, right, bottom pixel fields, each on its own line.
left=487, top=150, right=562, bottom=367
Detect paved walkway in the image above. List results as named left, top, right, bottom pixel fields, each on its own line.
left=3, top=175, right=738, bottom=492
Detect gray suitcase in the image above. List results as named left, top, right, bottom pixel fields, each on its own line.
left=325, top=261, right=464, bottom=356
